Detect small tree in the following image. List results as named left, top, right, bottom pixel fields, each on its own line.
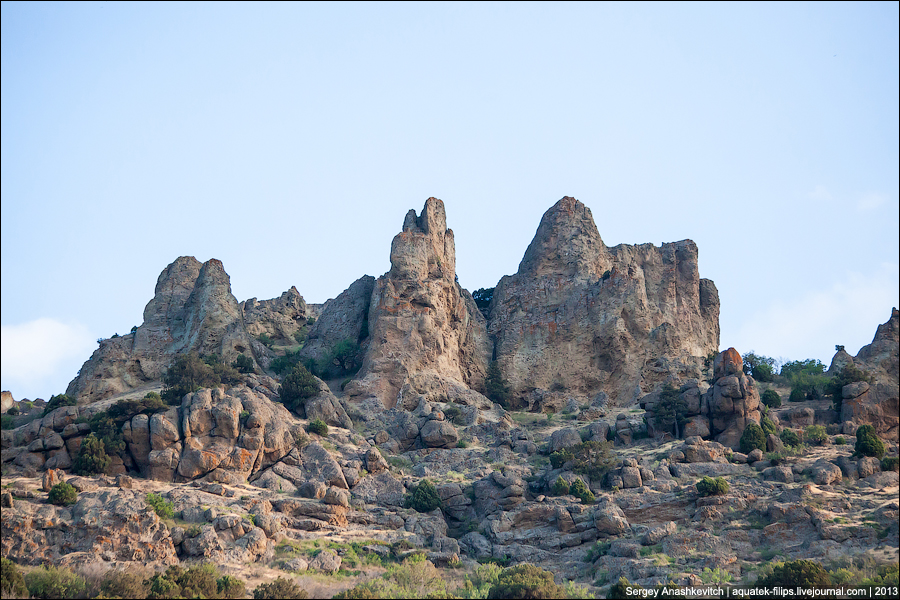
left=232, top=353, right=255, bottom=374
left=279, top=363, right=320, bottom=413
left=472, top=287, right=494, bottom=319
left=654, top=383, right=688, bottom=438
left=162, top=353, right=220, bottom=403
left=608, top=577, right=642, bottom=599
left=570, top=478, right=595, bottom=503
left=484, top=361, right=510, bottom=407
left=487, top=563, right=566, bottom=599
left=48, top=482, right=78, bottom=506
left=804, top=425, right=828, bottom=446
left=405, top=479, right=442, bottom=513
left=760, top=414, right=777, bottom=436
left=739, top=422, right=766, bottom=454
left=551, top=475, right=570, bottom=496
left=146, top=493, right=175, bottom=519
left=72, top=433, right=110, bottom=476
left=1, top=558, right=28, bottom=598
left=761, top=389, right=782, bottom=408
left=780, top=428, right=801, bottom=447
left=855, top=424, right=885, bottom=459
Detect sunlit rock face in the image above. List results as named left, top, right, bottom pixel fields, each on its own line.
left=488, top=196, right=720, bottom=409
left=345, top=198, right=491, bottom=409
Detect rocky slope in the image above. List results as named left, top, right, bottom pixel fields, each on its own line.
left=489, top=197, right=720, bottom=410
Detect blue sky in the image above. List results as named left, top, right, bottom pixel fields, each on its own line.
left=2, top=1, right=898, bottom=400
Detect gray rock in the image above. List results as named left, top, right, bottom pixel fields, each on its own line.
left=419, top=420, right=459, bottom=448
left=309, top=549, right=342, bottom=573
left=549, top=428, right=583, bottom=453
left=642, top=521, right=676, bottom=545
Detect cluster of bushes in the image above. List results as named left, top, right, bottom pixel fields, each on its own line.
left=162, top=353, right=242, bottom=403
left=43, top=393, right=77, bottom=416
left=472, top=287, right=494, bottom=319
left=742, top=352, right=777, bottom=382
left=782, top=358, right=829, bottom=402
left=696, top=476, right=729, bottom=497
left=404, top=479, right=442, bottom=513
left=295, top=338, right=364, bottom=380
left=551, top=476, right=595, bottom=503
left=270, top=349, right=304, bottom=376
left=253, top=577, right=307, bottom=599
left=549, top=440, right=617, bottom=483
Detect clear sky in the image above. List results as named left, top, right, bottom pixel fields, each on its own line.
left=2, top=1, right=898, bottom=400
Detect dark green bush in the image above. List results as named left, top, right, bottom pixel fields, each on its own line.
left=570, top=478, right=595, bottom=503
left=486, top=563, right=566, bottom=599
left=330, top=338, right=362, bottom=375
left=232, top=353, right=256, bottom=374
left=176, top=564, right=218, bottom=599
left=405, top=479, right=442, bottom=513
left=881, top=457, right=899, bottom=472
left=87, top=411, right=126, bottom=456
left=280, top=363, right=320, bottom=413
left=654, top=383, right=688, bottom=438
left=43, top=393, right=76, bottom=416
left=805, top=425, right=828, bottom=446
left=24, top=565, right=86, bottom=599
left=257, top=333, right=274, bottom=347
left=7, top=405, right=19, bottom=416
left=217, top=575, right=246, bottom=599
left=761, top=414, right=777, bottom=436
left=270, top=350, right=303, bottom=376
left=253, top=577, right=308, bottom=599
left=1, top=557, right=28, bottom=598
left=780, top=428, right=801, bottom=447
left=308, top=419, right=329, bottom=436
left=472, top=287, right=494, bottom=319
left=743, top=352, right=776, bottom=382
left=1, top=414, right=15, bottom=430
left=696, top=476, right=729, bottom=497
left=755, top=559, right=831, bottom=589
left=107, top=393, right=169, bottom=422
left=855, top=424, right=885, bottom=459
left=48, top=482, right=78, bottom=506
left=549, top=449, right=575, bottom=469
left=72, top=433, right=110, bottom=476
left=835, top=436, right=846, bottom=445
left=162, top=353, right=221, bottom=403
left=484, top=360, right=510, bottom=408
left=551, top=475, right=570, bottom=496
left=761, top=389, right=782, bottom=408
left=608, top=577, right=642, bottom=600
left=146, top=493, right=174, bottom=519
left=789, top=387, right=806, bottom=402
left=739, top=422, right=766, bottom=454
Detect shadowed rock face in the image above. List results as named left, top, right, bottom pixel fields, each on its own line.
left=346, top=198, right=491, bottom=409
left=300, top=275, right=376, bottom=365
left=66, top=257, right=262, bottom=403
left=489, top=197, right=720, bottom=407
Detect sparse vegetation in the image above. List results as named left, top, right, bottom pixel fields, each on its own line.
left=472, top=287, right=494, bottom=319
left=1, top=557, right=28, bottom=598
left=804, top=425, right=828, bottom=446
left=162, top=353, right=239, bottom=403
left=253, top=577, right=308, bottom=599
left=487, top=563, right=566, bottom=599
left=755, top=559, right=831, bottom=589
left=232, top=352, right=255, bottom=374
left=24, top=565, right=86, bottom=599
left=826, top=363, right=874, bottom=412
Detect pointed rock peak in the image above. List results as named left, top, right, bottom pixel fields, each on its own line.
left=154, top=256, right=202, bottom=292
left=402, top=197, right=447, bottom=236
left=196, top=258, right=232, bottom=289
left=518, top=196, right=610, bottom=278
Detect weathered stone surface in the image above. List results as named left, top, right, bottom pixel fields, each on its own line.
left=364, top=446, right=389, bottom=474
left=309, top=548, right=342, bottom=573
left=419, top=420, right=459, bottom=448
left=352, top=471, right=405, bottom=506
left=549, top=428, right=583, bottom=453
left=809, top=460, right=842, bottom=485
left=643, top=521, right=677, bottom=545
left=702, top=349, right=762, bottom=448
left=241, top=286, right=308, bottom=346
left=299, top=442, right=348, bottom=489
left=304, top=381, right=353, bottom=430
left=300, top=275, right=375, bottom=364
left=67, top=257, right=261, bottom=403
left=594, top=499, right=629, bottom=536
left=345, top=198, right=491, bottom=410
left=488, top=197, right=719, bottom=407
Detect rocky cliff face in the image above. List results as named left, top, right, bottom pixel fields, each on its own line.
left=66, top=257, right=263, bottom=403
left=241, top=286, right=309, bottom=345
left=345, top=198, right=491, bottom=409
left=837, top=308, right=899, bottom=441
left=489, top=197, right=720, bottom=408
left=300, top=275, right=375, bottom=365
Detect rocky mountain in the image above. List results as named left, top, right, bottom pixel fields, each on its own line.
left=241, top=286, right=308, bottom=346
left=489, top=197, right=719, bottom=410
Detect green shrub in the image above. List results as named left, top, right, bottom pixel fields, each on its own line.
left=487, top=563, right=566, bottom=599
left=88, top=411, right=126, bottom=456
left=570, top=478, right=595, bottom=503
left=162, top=352, right=222, bottom=403
left=551, top=475, right=570, bottom=496
left=1, top=414, right=15, bottom=430
left=280, top=363, right=320, bottom=413
left=755, top=559, right=831, bottom=589
left=739, top=422, right=766, bottom=454
left=146, top=493, right=174, bottom=519
left=882, top=457, right=900, bottom=472
left=7, top=405, right=19, bottom=416
left=789, top=388, right=806, bottom=402
left=855, top=424, right=885, bottom=459
left=330, top=338, right=362, bottom=375
left=72, top=433, right=110, bottom=475
left=761, top=414, right=777, bottom=436
left=696, top=476, right=729, bottom=497
left=99, top=570, right=149, bottom=599
left=232, top=353, right=256, bottom=374
left=654, top=383, right=688, bottom=438
left=761, top=389, right=782, bottom=408
left=835, top=436, right=846, bottom=445
left=405, top=479, right=442, bottom=513
left=1, top=557, right=28, bottom=598
left=217, top=574, right=246, bottom=599
left=550, top=449, right=575, bottom=469
left=176, top=564, right=218, bottom=599
left=743, top=352, right=776, bottom=382
left=270, top=350, right=303, bottom=376
left=484, top=361, right=511, bottom=408
left=608, top=577, right=642, bottom=599
left=48, top=482, right=78, bottom=506
left=805, top=425, right=828, bottom=446
left=24, top=565, right=86, bottom=599
left=43, top=393, right=76, bottom=416
left=106, top=394, right=169, bottom=423
left=308, top=418, right=329, bottom=436
left=253, top=577, right=308, bottom=599
left=257, top=333, right=274, bottom=347
left=780, top=428, right=801, bottom=447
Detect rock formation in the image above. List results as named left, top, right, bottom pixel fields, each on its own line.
left=835, top=308, right=899, bottom=441
left=241, top=286, right=309, bottom=346
left=488, top=197, right=720, bottom=408
left=300, top=275, right=375, bottom=364
left=345, top=198, right=491, bottom=409
left=66, top=257, right=266, bottom=403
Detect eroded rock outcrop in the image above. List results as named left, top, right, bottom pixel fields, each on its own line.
left=346, top=198, right=491, bottom=409
left=66, top=257, right=265, bottom=403
left=300, top=275, right=376, bottom=364
left=488, top=197, right=719, bottom=408
left=241, top=286, right=309, bottom=346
